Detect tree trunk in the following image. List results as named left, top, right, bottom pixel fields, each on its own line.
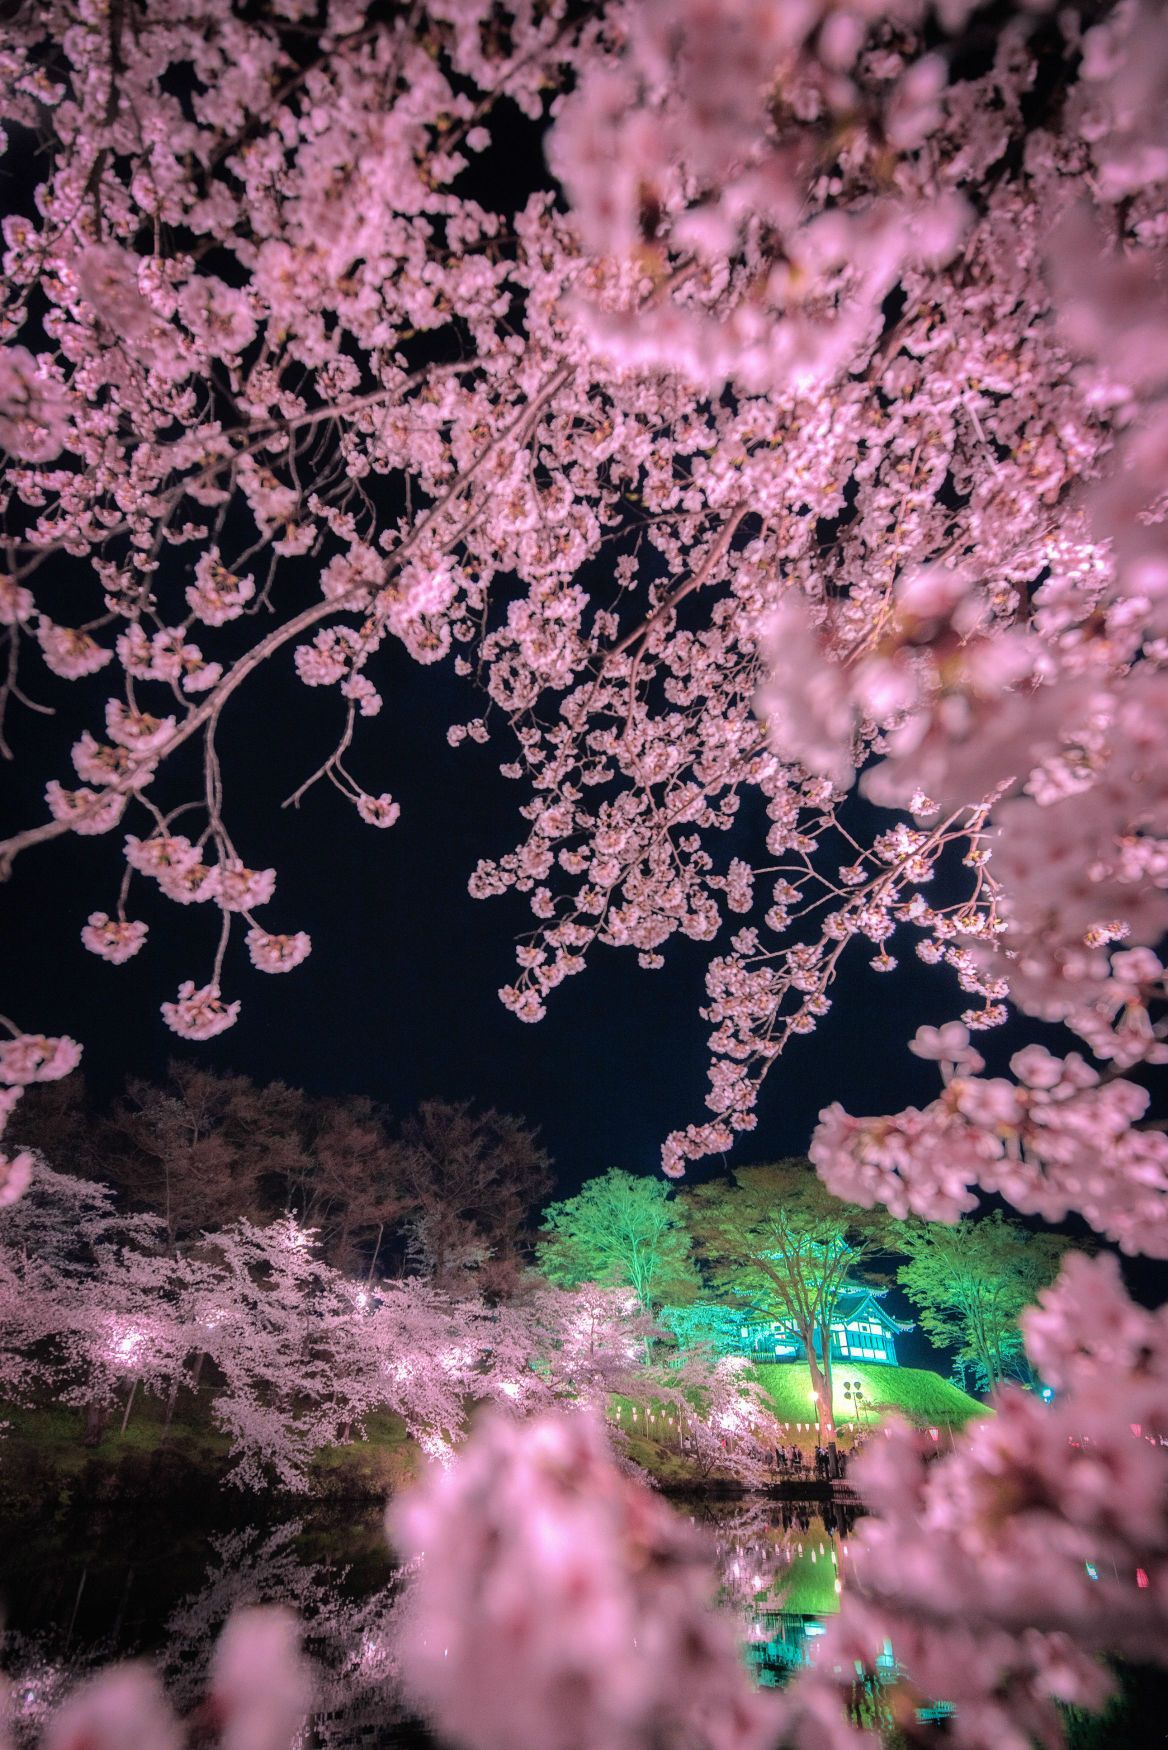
left=805, top=1340, right=834, bottom=1447
left=160, top=1375, right=180, bottom=1443
left=969, top=1306, right=998, bottom=1392
left=119, top=1376, right=140, bottom=1435
left=81, top=1401, right=108, bottom=1448
left=819, top=1341, right=837, bottom=1444
left=974, top=1335, right=997, bottom=1391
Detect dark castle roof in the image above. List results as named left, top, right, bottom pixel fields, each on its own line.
left=830, top=1287, right=913, bottom=1334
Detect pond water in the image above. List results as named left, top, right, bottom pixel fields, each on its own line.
left=0, top=1496, right=1159, bottom=1745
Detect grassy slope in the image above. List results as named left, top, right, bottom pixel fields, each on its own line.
left=750, top=1361, right=987, bottom=1431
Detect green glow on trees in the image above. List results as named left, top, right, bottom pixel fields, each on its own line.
left=894, top=1212, right=1072, bottom=1392
left=537, top=1169, right=700, bottom=1313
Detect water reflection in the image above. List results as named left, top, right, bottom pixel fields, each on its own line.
left=0, top=1494, right=931, bottom=1745
left=698, top=1498, right=860, bottom=1689
left=0, top=1510, right=415, bottom=1746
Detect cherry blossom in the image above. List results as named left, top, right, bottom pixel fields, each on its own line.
left=0, top=577, right=33, bottom=625
left=245, top=929, right=312, bottom=975
left=187, top=555, right=257, bottom=627
left=35, top=626, right=112, bottom=681
left=811, top=1043, right=1168, bottom=1253
left=356, top=795, right=401, bottom=829
left=206, top=1608, right=312, bottom=1750
left=104, top=701, right=176, bottom=755
left=907, top=1022, right=985, bottom=1075
left=0, top=345, right=71, bottom=462
left=39, top=1664, right=181, bottom=1750
left=71, top=732, right=155, bottom=791
left=45, top=783, right=126, bottom=836
left=161, top=983, right=241, bottom=1043
left=0, top=1034, right=82, bottom=1087
left=390, top=1410, right=782, bottom=1750
left=80, top=912, right=148, bottom=964
left=206, top=862, right=277, bottom=914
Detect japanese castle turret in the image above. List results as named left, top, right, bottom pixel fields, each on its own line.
left=739, top=1286, right=911, bottom=1367
left=661, top=1286, right=912, bottom=1368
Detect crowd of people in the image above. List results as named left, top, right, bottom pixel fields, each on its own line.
left=772, top=1435, right=876, bottom=1485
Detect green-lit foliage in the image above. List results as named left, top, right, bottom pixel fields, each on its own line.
left=538, top=1169, right=701, bottom=1310
left=895, top=1212, right=1073, bottom=1392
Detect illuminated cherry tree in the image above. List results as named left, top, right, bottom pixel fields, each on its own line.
left=0, top=1160, right=182, bottom=1440
left=0, top=1162, right=768, bottom=1493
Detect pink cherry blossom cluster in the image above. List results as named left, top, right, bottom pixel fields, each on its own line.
left=810, top=1025, right=1168, bottom=1253
left=159, top=982, right=242, bottom=1043
left=0, top=0, right=585, bottom=1043
left=80, top=912, right=148, bottom=965
left=549, top=0, right=972, bottom=394
left=0, top=0, right=1161, bottom=1122
left=389, top=1409, right=783, bottom=1750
